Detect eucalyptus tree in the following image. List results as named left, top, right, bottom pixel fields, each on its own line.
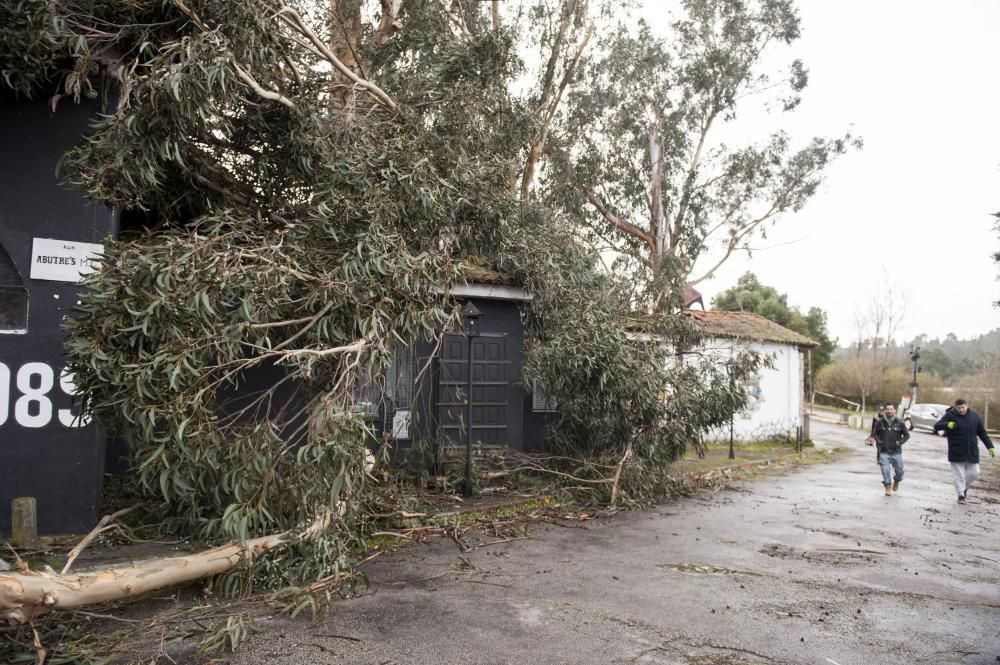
left=531, top=0, right=859, bottom=309
left=2, top=0, right=540, bottom=587
left=1, top=0, right=768, bottom=522
left=0, top=5, right=773, bottom=656
left=0, top=0, right=769, bottom=574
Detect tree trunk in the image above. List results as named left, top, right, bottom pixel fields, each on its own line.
left=0, top=534, right=288, bottom=625
left=330, top=0, right=365, bottom=114
left=375, top=0, right=404, bottom=46
left=648, top=121, right=668, bottom=310
left=648, top=122, right=666, bottom=276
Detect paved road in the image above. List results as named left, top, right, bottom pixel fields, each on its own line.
left=231, top=421, right=1000, bottom=665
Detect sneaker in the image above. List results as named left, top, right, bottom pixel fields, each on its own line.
left=884, top=485, right=893, bottom=496
left=892, top=480, right=900, bottom=492
left=958, top=495, right=966, bottom=504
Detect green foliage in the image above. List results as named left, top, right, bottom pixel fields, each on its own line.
left=0, top=0, right=63, bottom=98
left=513, top=215, right=762, bottom=466
left=542, top=0, right=858, bottom=299
left=5, top=0, right=771, bottom=597
left=712, top=271, right=836, bottom=373
left=903, top=329, right=1000, bottom=381
left=523, top=309, right=759, bottom=466
left=900, top=329, right=1000, bottom=420
left=197, top=613, right=258, bottom=655
left=0, top=1, right=797, bottom=661
left=0, top=0, right=536, bottom=586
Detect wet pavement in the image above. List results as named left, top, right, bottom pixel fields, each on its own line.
left=230, top=420, right=1000, bottom=665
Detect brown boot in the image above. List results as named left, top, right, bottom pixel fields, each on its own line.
left=884, top=484, right=893, bottom=496
left=892, top=480, right=900, bottom=492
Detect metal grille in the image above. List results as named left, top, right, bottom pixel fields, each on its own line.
left=386, top=344, right=415, bottom=406
left=384, top=344, right=417, bottom=439
left=532, top=382, right=558, bottom=412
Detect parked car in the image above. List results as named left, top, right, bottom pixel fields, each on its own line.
left=904, top=403, right=949, bottom=434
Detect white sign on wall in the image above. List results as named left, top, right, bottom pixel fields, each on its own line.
left=29, top=238, right=104, bottom=283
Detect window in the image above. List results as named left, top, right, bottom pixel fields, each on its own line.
left=0, top=244, right=27, bottom=334
left=385, top=344, right=415, bottom=407
left=532, top=382, right=558, bottom=413
left=385, top=344, right=416, bottom=439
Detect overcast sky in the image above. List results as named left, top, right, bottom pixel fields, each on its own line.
left=643, top=0, right=1000, bottom=346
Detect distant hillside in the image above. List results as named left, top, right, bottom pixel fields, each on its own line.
left=835, top=328, right=1000, bottom=381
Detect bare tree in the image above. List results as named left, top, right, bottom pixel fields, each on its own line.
left=852, top=276, right=906, bottom=367
left=817, top=356, right=880, bottom=419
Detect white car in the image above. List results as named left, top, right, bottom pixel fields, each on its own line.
left=904, top=403, right=949, bottom=434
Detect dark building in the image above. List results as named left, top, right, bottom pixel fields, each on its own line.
left=0, top=100, right=555, bottom=535
left=365, top=281, right=554, bottom=467
left=0, top=96, right=118, bottom=535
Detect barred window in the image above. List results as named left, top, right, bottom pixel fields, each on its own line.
left=386, top=344, right=415, bottom=407
left=384, top=344, right=417, bottom=439
left=350, top=372, right=380, bottom=416
left=532, top=382, right=558, bottom=413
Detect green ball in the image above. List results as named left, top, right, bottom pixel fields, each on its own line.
left=947, top=421, right=956, bottom=430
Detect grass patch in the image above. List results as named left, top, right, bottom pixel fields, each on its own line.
left=672, top=439, right=812, bottom=475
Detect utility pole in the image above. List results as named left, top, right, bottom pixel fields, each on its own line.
left=460, top=301, right=482, bottom=498
left=909, top=346, right=921, bottom=406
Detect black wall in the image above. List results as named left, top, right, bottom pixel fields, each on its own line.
left=522, top=400, right=556, bottom=452
left=0, top=98, right=117, bottom=534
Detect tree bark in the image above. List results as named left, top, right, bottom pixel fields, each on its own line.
left=330, top=0, right=364, bottom=113
left=579, top=187, right=655, bottom=257
left=521, top=21, right=594, bottom=205
left=648, top=122, right=666, bottom=276
left=375, top=0, right=404, bottom=46
left=0, top=534, right=289, bottom=625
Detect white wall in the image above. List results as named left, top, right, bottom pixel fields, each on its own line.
left=702, top=338, right=805, bottom=442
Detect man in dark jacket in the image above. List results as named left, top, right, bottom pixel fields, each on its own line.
left=873, top=403, right=909, bottom=496
left=934, top=399, right=995, bottom=504
left=865, top=405, right=886, bottom=446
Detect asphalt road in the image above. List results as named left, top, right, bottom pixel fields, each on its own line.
left=228, top=420, right=1000, bottom=665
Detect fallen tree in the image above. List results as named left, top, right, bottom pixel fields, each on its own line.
left=0, top=534, right=285, bottom=625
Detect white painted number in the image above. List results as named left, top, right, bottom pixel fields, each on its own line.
left=0, top=362, right=89, bottom=429
left=15, top=362, right=54, bottom=428
left=0, top=363, right=8, bottom=426
left=59, top=369, right=90, bottom=427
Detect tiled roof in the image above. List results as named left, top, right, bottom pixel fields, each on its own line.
left=684, top=310, right=819, bottom=349
left=458, top=260, right=516, bottom=286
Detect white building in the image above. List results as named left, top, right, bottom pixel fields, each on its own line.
left=688, top=310, right=819, bottom=443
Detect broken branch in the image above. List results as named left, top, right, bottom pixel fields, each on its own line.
left=62, top=505, right=141, bottom=575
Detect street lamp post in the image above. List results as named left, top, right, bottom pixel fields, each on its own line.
left=728, top=367, right=736, bottom=460
left=909, top=346, right=921, bottom=406
left=460, top=301, right=481, bottom=498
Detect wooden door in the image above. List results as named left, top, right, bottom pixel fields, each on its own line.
left=438, top=332, right=510, bottom=447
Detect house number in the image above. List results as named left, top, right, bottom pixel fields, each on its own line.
left=0, top=362, right=89, bottom=428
